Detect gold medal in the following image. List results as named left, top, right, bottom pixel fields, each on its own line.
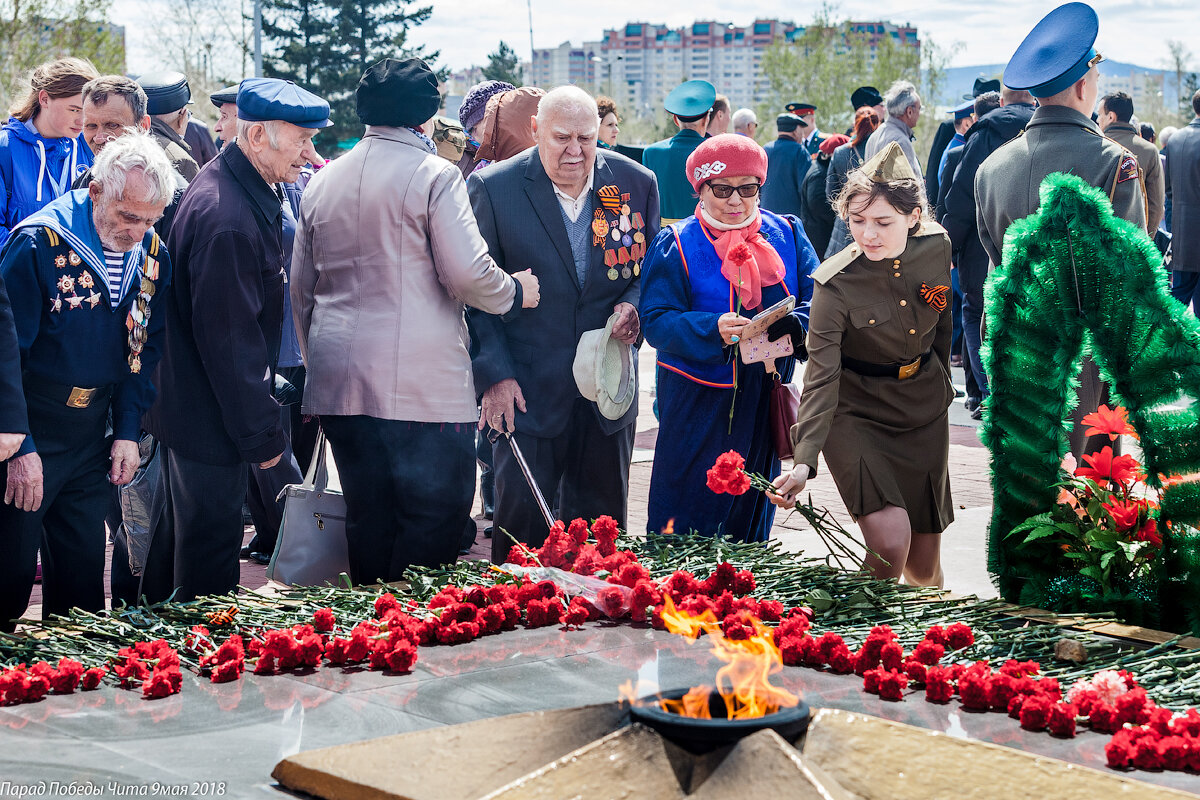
left=129, top=355, right=141, bottom=374
left=607, top=268, right=619, bottom=281
left=141, top=278, right=155, bottom=296
left=591, top=216, right=609, bottom=238
left=620, top=203, right=631, bottom=217
left=634, top=231, right=645, bottom=244
left=634, top=263, right=641, bottom=277
left=54, top=254, right=68, bottom=269
left=68, top=250, right=81, bottom=266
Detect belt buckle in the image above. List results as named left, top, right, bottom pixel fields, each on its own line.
left=897, top=359, right=921, bottom=380
left=66, top=386, right=97, bottom=408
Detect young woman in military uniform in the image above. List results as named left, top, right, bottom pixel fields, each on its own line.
left=769, top=142, right=955, bottom=586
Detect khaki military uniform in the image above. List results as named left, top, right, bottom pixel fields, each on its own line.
left=1103, top=121, right=1164, bottom=235
left=149, top=118, right=200, bottom=183
left=975, top=104, right=1146, bottom=458
left=792, top=221, right=956, bottom=533
left=975, top=104, right=1146, bottom=266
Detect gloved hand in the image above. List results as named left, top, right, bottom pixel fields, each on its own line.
left=766, top=314, right=808, bottom=361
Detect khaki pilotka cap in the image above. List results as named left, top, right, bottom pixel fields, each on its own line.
left=862, top=141, right=919, bottom=184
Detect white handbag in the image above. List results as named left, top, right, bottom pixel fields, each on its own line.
left=266, top=430, right=351, bottom=586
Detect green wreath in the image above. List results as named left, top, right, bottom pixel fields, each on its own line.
left=981, top=172, right=1200, bottom=625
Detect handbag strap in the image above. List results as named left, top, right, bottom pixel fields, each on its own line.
left=302, top=428, right=328, bottom=491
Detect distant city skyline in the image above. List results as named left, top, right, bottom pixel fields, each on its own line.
left=112, top=0, right=1198, bottom=83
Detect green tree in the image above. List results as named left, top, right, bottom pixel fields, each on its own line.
left=759, top=6, right=956, bottom=159
left=262, top=0, right=332, bottom=88
left=482, top=40, right=522, bottom=87
left=1, top=0, right=124, bottom=111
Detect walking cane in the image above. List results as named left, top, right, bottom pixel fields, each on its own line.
left=488, top=428, right=555, bottom=532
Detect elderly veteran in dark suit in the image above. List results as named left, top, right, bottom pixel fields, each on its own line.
left=143, top=78, right=330, bottom=602
left=760, top=113, right=810, bottom=218
left=468, top=85, right=660, bottom=562
left=293, top=59, right=539, bottom=584
left=0, top=133, right=174, bottom=629
left=975, top=1, right=1145, bottom=460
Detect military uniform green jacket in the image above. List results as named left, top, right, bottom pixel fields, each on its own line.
left=642, top=129, right=705, bottom=223
left=975, top=105, right=1146, bottom=267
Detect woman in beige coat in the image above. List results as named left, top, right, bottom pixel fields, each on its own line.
left=291, top=58, right=538, bottom=584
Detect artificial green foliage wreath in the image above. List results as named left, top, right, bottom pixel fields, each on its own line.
left=981, top=172, right=1200, bottom=628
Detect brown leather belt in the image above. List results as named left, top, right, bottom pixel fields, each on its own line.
left=841, top=351, right=931, bottom=380
left=24, top=374, right=112, bottom=408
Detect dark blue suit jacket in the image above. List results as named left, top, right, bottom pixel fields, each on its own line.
left=466, top=147, right=660, bottom=439
left=0, top=270, right=25, bottom=437
left=761, top=137, right=808, bottom=218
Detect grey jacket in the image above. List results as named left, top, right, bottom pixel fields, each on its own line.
left=864, top=116, right=920, bottom=175
left=975, top=105, right=1146, bottom=267
left=1104, top=121, right=1164, bottom=235
left=291, top=126, right=518, bottom=422
left=1165, top=118, right=1200, bottom=271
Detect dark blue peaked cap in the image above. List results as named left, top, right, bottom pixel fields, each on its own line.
left=1003, top=2, right=1102, bottom=98
left=237, top=78, right=332, bottom=128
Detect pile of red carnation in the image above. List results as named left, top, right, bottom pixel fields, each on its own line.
left=0, top=658, right=105, bottom=704
left=113, top=639, right=183, bottom=699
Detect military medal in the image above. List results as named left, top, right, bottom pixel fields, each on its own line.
left=607, top=268, right=619, bottom=281
left=633, top=264, right=641, bottom=277
left=86, top=291, right=101, bottom=308
left=144, top=257, right=160, bottom=281
left=57, top=275, right=75, bottom=293
left=66, top=295, right=83, bottom=309
left=634, top=232, right=645, bottom=244
left=621, top=267, right=632, bottom=279
left=78, top=272, right=94, bottom=289
left=591, top=211, right=610, bottom=246
left=127, top=261, right=155, bottom=374
left=50, top=296, right=62, bottom=313
left=54, top=254, right=67, bottom=269
left=68, top=250, right=81, bottom=267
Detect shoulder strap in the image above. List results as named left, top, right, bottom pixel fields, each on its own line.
left=813, top=242, right=860, bottom=284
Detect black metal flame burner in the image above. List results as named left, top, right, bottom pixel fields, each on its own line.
left=629, top=688, right=811, bottom=754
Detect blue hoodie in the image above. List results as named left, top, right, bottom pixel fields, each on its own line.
left=0, top=117, right=94, bottom=246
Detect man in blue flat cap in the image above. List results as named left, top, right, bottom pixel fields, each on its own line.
left=975, top=1, right=1146, bottom=460
left=142, top=78, right=330, bottom=602
left=760, top=113, right=810, bottom=218
left=643, top=80, right=716, bottom=223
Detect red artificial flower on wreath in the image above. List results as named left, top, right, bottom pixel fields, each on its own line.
left=1102, top=498, right=1142, bottom=532
left=1080, top=404, right=1137, bottom=442
left=1076, top=446, right=1143, bottom=487
left=706, top=451, right=751, bottom=496
left=1136, top=518, right=1163, bottom=547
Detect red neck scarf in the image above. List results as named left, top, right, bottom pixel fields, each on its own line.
left=695, top=205, right=787, bottom=310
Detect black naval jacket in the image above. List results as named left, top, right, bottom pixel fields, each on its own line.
left=0, top=271, right=27, bottom=438
left=144, top=142, right=286, bottom=466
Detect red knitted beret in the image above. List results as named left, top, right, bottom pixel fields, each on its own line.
left=685, top=133, right=768, bottom=191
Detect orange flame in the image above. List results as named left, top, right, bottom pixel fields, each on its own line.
left=662, top=518, right=675, bottom=535
left=657, top=596, right=799, bottom=720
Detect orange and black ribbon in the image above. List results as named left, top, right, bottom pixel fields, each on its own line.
left=919, top=282, right=950, bottom=312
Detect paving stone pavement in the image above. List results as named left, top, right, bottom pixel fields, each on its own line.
left=23, top=350, right=999, bottom=620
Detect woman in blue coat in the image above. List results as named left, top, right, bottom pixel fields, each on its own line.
left=640, top=134, right=818, bottom=542
left=1, top=58, right=98, bottom=245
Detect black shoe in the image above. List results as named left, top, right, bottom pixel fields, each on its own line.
left=970, top=405, right=983, bottom=421
left=965, top=396, right=981, bottom=413
left=484, top=525, right=493, bottom=539
left=240, top=545, right=254, bottom=559
left=249, top=551, right=272, bottom=566
left=480, top=470, right=495, bottom=520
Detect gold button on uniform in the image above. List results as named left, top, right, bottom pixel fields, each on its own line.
left=894, top=272, right=901, bottom=278
left=869, top=319, right=876, bottom=324
left=909, top=328, right=916, bottom=335
left=900, top=300, right=907, bottom=306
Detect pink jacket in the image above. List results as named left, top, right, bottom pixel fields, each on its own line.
left=292, top=126, right=517, bottom=422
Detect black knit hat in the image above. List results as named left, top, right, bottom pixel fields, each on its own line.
left=356, top=57, right=440, bottom=127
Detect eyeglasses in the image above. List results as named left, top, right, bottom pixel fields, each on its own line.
left=707, top=183, right=761, bottom=199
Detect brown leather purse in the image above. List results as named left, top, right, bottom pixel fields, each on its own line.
left=769, top=376, right=801, bottom=462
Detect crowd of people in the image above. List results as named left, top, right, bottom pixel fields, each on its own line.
left=0, top=0, right=1197, bottom=630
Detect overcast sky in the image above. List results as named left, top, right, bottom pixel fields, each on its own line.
left=113, top=0, right=1200, bottom=78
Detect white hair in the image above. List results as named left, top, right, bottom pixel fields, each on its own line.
left=90, top=130, right=176, bottom=207
left=236, top=118, right=285, bottom=148
left=732, top=108, right=757, bottom=130
left=884, top=80, right=920, bottom=118
left=1160, top=126, right=1179, bottom=149
left=536, top=85, right=598, bottom=128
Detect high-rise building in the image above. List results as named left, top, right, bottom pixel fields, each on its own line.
left=530, top=41, right=600, bottom=90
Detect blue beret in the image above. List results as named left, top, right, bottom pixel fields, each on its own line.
left=138, top=71, right=191, bottom=115
left=949, top=99, right=975, bottom=120
left=209, top=85, right=239, bottom=108
left=664, top=80, right=716, bottom=119
left=237, top=78, right=332, bottom=128
left=1004, top=2, right=1101, bottom=98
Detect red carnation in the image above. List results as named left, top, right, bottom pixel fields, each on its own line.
left=879, top=640, right=904, bottom=671
left=1132, top=734, right=1164, bottom=770
left=903, top=658, right=927, bottom=685
left=945, top=622, right=974, bottom=650
left=727, top=242, right=753, bottom=268
left=878, top=669, right=908, bottom=701
left=957, top=668, right=991, bottom=711
left=597, top=586, right=630, bottom=618
left=567, top=517, right=590, bottom=545
left=1047, top=702, right=1077, bottom=737
left=591, top=515, right=621, bottom=557
left=1115, top=687, right=1155, bottom=726
left=779, top=635, right=813, bottom=667
left=211, top=660, right=243, bottom=683
left=630, top=580, right=662, bottom=617
left=1158, top=735, right=1191, bottom=772
left=827, top=644, right=856, bottom=674
left=863, top=667, right=882, bottom=695
left=1019, top=694, right=1053, bottom=731
left=312, top=608, right=336, bottom=632
left=924, top=672, right=955, bottom=704
left=525, top=597, right=562, bottom=628
left=142, top=667, right=181, bottom=699
left=988, top=673, right=1018, bottom=711
left=923, top=625, right=948, bottom=647
left=911, top=640, right=944, bottom=666
left=374, top=593, right=400, bottom=617
left=1105, top=730, right=1137, bottom=769
left=706, top=451, right=751, bottom=495
left=81, top=666, right=107, bottom=691
left=49, top=658, right=84, bottom=693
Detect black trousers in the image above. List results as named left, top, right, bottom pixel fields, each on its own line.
left=491, top=398, right=634, bottom=563
left=322, top=415, right=475, bottom=584
left=245, top=366, right=311, bottom=552
left=0, top=388, right=111, bottom=630
left=140, top=446, right=247, bottom=603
